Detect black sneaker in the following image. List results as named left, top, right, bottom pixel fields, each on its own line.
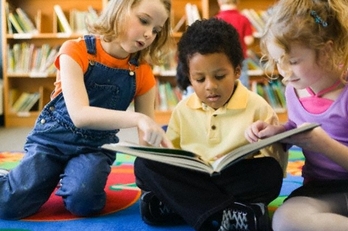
left=218, top=202, right=271, bottom=231
left=140, top=191, right=185, bottom=226
left=0, top=169, right=9, bottom=177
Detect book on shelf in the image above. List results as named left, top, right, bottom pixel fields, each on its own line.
left=11, top=92, right=29, bottom=112
left=6, top=6, right=38, bottom=34
left=7, top=42, right=59, bottom=75
left=271, top=80, right=287, bottom=108
left=251, top=80, right=286, bottom=112
left=185, top=3, right=201, bottom=26
left=11, top=92, right=40, bottom=113
left=5, top=2, right=13, bottom=34
left=8, top=12, right=25, bottom=33
left=102, top=123, right=320, bottom=175
left=70, top=6, right=99, bottom=34
left=155, top=81, right=182, bottom=111
left=241, top=9, right=268, bottom=36
left=15, top=8, right=38, bottom=34
left=54, top=5, right=73, bottom=34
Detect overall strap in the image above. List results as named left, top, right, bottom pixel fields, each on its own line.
left=84, top=35, right=97, bottom=55
left=129, top=53, right=140, bottom=67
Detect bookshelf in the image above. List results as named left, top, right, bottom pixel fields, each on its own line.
left=1, top=0, right=286, bottom=127
left=1, top=0, right=108, bottom=127
left=155, top=0, right=287, bottom=124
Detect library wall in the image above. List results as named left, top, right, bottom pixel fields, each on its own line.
left=1, top=0, right=286, bottom=127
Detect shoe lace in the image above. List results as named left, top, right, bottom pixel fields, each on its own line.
left=158, top=201, right=175, bottom=215
left=219, top=209, right=249, bottom=231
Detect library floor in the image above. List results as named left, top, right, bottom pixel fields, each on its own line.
left=0, top=126, right=138, bottom=152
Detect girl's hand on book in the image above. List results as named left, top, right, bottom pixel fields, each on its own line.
left=137, top=115, right=173, bottom=148
left=245, top=121, right=285, bottom=142
left=245, top=120, right=270, bottom=142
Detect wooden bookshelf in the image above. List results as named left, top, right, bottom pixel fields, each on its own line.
left=1, top=0, right=108, bottom=127
left=1, top=0, right=286, bottom=127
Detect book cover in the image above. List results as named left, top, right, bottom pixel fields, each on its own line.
left=12, top=92, right=31, bottom=112
left=19, top=92, right=40, bottom=112
left=15, top=8, right=38, bottom=34
left=53, top=5, right=73, bottom=34
left=185, top=3, right=201, bottom=26
left=8, top=12, right=24, bottom=33
left=102, top=123, right=319, bottom=175
left=5, top=2, right=13, bottom=34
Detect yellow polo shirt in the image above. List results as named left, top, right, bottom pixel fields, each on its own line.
left=166, top=81, right=287, bottom=173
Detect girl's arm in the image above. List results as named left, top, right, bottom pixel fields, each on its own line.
left=285, top=127, right=348, bottom=171
left=59, top=54, right=172, bottom=147
left=133, top=86, right=172, bottom=147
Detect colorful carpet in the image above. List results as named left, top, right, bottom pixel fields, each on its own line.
left=0, top=148, right=304, bottom=231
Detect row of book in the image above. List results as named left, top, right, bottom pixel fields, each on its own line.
left=11, top=91, right=41, bottom=113
left=155, top=79, right=286, bottom=113
left=155, top=81, right=182, bottom=111
left=6, top=3, right=38, bottom=34
left=241, top=8, right=271, bottom=37
left=7, top=43, right=59, bottom=76
left=153, top=46, right=265, bottom=77
left=55, top=5, right=99, bottom=34
left=172, top=3, right=201, bottom=32
left=5, top=2, right=98, bottom=34
left=251, top=79, right=287, bottom=112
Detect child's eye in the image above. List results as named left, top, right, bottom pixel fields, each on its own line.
left=152, top=28, right=161, bottom=34
left=196, top=78, right=205, bottom=83
left=139, top=17, right=148, bottom=25
left=215, top=75, right=225, bottom=80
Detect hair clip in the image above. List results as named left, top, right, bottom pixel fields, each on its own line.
left=310, top=10, right=328, bottom=27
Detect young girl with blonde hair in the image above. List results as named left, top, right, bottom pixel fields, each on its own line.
left=0, top=0, right=172, bottom=220
left=245, top=0, right=348, bottom=230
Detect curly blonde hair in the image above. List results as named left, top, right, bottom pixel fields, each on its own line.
left=87, top=0, right=173, bottom=65
left=261, top=0, right=348, bottom=81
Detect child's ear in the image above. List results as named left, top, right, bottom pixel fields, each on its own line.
left=319, top=40, right=333, bottom=66
left=235, top=66, right=242, bottom=78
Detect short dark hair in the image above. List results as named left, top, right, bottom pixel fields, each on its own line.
left=176, top=18, right=244, bottom=90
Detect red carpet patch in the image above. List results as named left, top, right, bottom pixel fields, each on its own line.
left=0, top=152, right=139, bottom=221
left=23, top=165, right=140, bottom=221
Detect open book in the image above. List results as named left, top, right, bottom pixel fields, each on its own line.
left=102, top=123, right=319, bottom=175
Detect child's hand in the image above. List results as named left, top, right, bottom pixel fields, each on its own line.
left=245, top=120, right=284, bottom=142
left=137, top=116, right=173, bottom=148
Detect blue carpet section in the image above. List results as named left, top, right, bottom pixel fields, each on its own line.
left=0, top=201, right=193, bottom=231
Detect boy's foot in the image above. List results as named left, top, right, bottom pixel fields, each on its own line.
left=0, top=169, right=9, bottom=177
left=140, top=191, right=185, bottom=226
left=218, top=202, right=271, bottom=231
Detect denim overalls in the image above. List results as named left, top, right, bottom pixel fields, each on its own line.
left=0, top=35, right=138, bottom=220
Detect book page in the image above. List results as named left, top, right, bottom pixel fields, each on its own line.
left=215, top=123, right=320, bottom=172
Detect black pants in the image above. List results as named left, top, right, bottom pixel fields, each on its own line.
left=134, top=157, right=283, bottom=230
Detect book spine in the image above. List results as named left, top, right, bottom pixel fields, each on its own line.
left=53, top=5, right=73, bottom=34
left=8, top=12, right=24, bottom=33
left=15, top=8, right=38, bottom=33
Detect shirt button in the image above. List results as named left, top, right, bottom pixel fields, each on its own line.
left=211, top=125, right=216, bottom=130
left=40, top=119, right=46, bottom=124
